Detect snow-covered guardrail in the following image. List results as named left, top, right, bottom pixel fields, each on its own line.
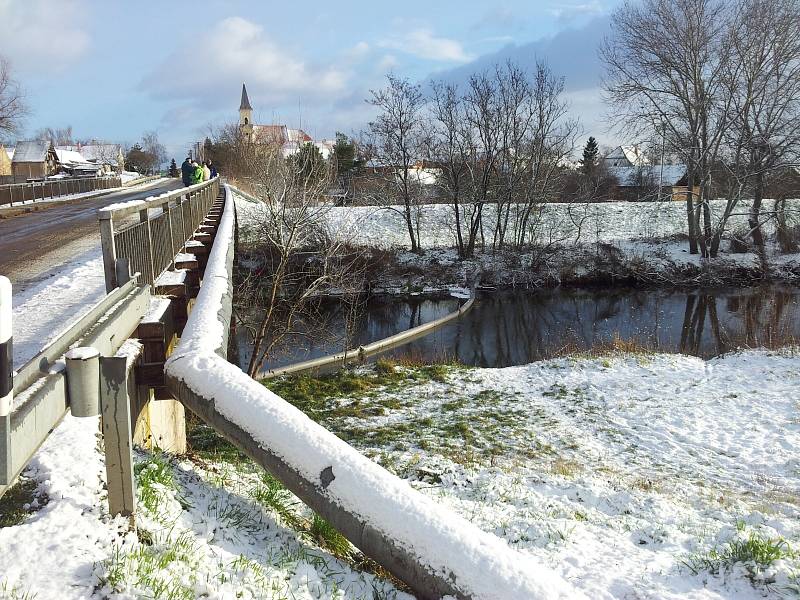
left=164, top=184, right=585, bottom=599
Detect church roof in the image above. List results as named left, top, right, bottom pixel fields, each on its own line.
left=240, top=83, right=252, bottom=111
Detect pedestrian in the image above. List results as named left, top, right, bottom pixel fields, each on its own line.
left=202, top=160, right=211, bottom=181
left=207, top=160, right=218, bottom=178
left=181, top=157, right=192, bottom=187
left=191, top=160, right=204, bottom=185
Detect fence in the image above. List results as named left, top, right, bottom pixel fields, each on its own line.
left=0, top=176, right=122, bottom=207
left=98, top=178, right=220, bottom=291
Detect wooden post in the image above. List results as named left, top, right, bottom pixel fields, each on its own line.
left=100, top=356, right=136, bottom=525
left=99, top=213, right=117, bottom=293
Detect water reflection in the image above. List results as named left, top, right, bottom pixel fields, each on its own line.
left=238, top=286, right=800, bottom=371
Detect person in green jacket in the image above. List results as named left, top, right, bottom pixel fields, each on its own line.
left=190, top=160, right=204, bottom=184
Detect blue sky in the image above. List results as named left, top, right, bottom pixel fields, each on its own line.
left=0, top=0, right=623, bottom=159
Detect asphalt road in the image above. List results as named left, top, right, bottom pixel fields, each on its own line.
left=0, top=179, right=184, bottom=294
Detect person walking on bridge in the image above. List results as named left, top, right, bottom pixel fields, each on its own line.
left=202, top=160, right=211, bottom=181
left=190, top=160, right=204, bottom=185
left=208, top=160, right=218, bottom=178
left=181, top=157, right=193, bottom=187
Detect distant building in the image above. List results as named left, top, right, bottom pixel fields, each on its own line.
left=58, top=143, right=124, bottom=174
left=11, top=140, right=58, bottom=180
left=603, top=145, right=650, bottom=168
left=0, top=145, right=12, bottom=176
left=237, top=83, right=322, bottom=158
left=604, top=145, right=695, bottom=201
left=54, top=148, right=104, bottom=177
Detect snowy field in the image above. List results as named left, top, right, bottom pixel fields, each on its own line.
left=276, top=351, right=800, bottom=599
left=320, top=199, right=800, bottom=250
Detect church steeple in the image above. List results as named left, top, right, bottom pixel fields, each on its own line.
left=239, top=83, right=254, bottom=141
left=239, top=83, right=253, bottom=111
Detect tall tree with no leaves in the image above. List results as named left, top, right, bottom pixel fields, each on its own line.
left=601, top=0, right=735, bottom=257
left=721, top=0, right=800, bottom=251
left=366, top=74, right=426, bottom=253
left=0, top=57, right=25, bottom=136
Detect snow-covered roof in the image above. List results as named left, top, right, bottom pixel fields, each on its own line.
left=605, top=145, right=650, bottom=167
left=12, top=140, right=50, bottom=163
left=59, top=144, right=121, bottom=165
left=609, top=164, right=686, bottom=186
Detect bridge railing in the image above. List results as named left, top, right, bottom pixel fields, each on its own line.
left=0, top=175, right=122, bottom=207
left=98, top=177, right=220, bottom=291
left=164, top=184, right=582, bottom=599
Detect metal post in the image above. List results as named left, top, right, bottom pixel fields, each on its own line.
left=100, top=356, right=136, bottom=524
left=65, top=347, right=101, bottom=417
left=0, top=276, right=12, bottom=484
left=0, top=276, right=11, bottom=417
left=166, top=204, right=176, bottom=268
left=140, top=208, right=155, bottom=287
left=99, top=213, right=117, bottom=292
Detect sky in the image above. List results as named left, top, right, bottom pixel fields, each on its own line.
left=0, top=0, right=624, bottom=160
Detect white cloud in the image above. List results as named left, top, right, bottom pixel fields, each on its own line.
left=548, top=2, right=606, bottom=24
left=142, top=17, right=349, bottom=108
left=380, top=29, right=472, bottom=63
left=0, top=0, right=90, bottom=74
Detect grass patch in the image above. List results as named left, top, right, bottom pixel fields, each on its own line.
left=263, top=360, right=453, bottom=424
left=683, top=529, right=796, bottom=581
left=134, top=453, right=179, bottom=515
left=0, top=580, right=36, bottom=600
left=0, top=477, right=46, bottom=528
left=100, top=531, right=201, bottom=600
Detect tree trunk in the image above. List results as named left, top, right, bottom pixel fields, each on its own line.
left=749, top=171, right=765, bottom=249
left=686, top=166, right=698, bottom=254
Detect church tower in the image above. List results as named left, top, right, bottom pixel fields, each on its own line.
left=239, top=83, right=254, bottom=142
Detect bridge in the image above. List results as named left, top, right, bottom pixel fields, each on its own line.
left=0, top=177, right=583, bottom=599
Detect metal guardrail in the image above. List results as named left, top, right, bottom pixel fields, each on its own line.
left=0, top=276, right=149, bottom=491
left=0, top=176, right=121, bottom=207
left=263, top=292, right=476, bottom=378
left=98, top=177, right=220, bottom=291
left=164, top=185, right=581, bottom=599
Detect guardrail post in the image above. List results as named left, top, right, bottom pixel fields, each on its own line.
left=99, top=213, right=117, bottom=292
left=140, top=207, right=156, bottom=287
left=100, top=356, right=136, bottom=525
left=65, top=347, right=101, bottom=417
left=0, top=276, right=12, bottom=485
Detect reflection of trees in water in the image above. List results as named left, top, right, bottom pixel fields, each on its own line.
left=679, top=287, right=798, bottom=357
left=250, top=286, right=800, bottom=369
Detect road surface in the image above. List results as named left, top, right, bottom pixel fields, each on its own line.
left=0, top=178, right=183, bottom=295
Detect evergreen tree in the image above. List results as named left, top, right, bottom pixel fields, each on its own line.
left=168, top=158, right=178, bottom=177
left=293, top=142, right=325, bottom=183
left=581, top=136, right=599, bottom=176
left=333, top=131, right=355, bottom=174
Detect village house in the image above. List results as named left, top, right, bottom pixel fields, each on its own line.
left=604, top=145, right=694, bottom=201
left=0, top=145, right=12, bottom=177
left=11, top=140, right=58, bottom=181
left=57, top=143, right=124, bottom=174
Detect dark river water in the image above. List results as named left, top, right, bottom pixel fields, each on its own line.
left=238, top=285, right=800, bottom=373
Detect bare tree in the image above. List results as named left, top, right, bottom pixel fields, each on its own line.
left=35, top=125, right=73, bottom=145
left=0, top=57, right=25, bottom=136
left=239, top=145, right=365, bottom=377
left=141, top=130, right=167, bottom=174
left=601, top=0, right=735, bottom=256
left=718, top=0, right=800, bottom=251
left=510, top=62, right=579, bottom=247
left=366, top=75, right=426, bottom=253
left=429, top=81, right=471, bottom=257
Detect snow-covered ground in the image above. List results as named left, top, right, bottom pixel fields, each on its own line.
left=289, top=351, right=800, bottom=599
left=320, top=199, right=800, bottom=250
